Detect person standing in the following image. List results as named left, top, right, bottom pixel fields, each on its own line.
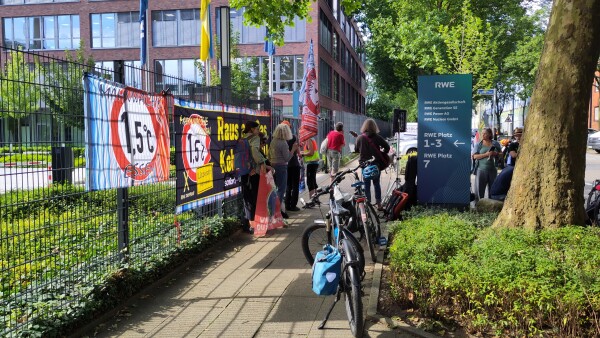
left=269, top=123, right=298, bottom=219
left=326, top=122, right=345, bottom=180
left=506, top=127, right=523, bottom=166
left=281, top=121, right=301, bottom=212
left=240, top=121, right=267, bottom=234
left=355, top=119, right=390, bottom=210
left=472, top=128, right=502, bottom=199
left=301, top=137, right=320, bottom=198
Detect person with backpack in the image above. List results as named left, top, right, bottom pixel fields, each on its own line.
left=472, top=128, right=502, bottom=199
left=238, top=121, right=267, bottom=234
left=269, top=123, right=298, bottom=219
left=301, top=137, right=319, bottom=198
left=355, top=119, right=390, bottom=210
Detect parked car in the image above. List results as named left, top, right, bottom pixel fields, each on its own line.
left=388, top=138, right=418, bottom=155
left=588, top=131, right=600, bottom=153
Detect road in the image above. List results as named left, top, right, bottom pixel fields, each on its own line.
left=0, top=167, right=85, bottom=193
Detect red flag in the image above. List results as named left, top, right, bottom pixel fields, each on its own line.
left=298, top=40, right=319, bottom=143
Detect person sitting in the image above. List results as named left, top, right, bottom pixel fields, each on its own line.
left=490, top=165, right=515, bottom=201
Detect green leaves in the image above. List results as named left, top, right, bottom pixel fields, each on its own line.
left=388, top=208, right=600, bottom=336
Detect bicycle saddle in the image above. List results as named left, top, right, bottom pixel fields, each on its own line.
left=332, top=200, right=351, bottom=217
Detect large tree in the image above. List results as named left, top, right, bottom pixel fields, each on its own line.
left=36, top=42, right=95, bottom=129
left=493, top=0, right=600, bottom=229
left=0, top=49, right=40, bottom=142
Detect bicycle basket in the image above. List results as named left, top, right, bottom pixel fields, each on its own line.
left=312, top=244, right=342, bottom=296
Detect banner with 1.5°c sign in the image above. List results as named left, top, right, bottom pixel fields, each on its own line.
left=83, top=73, right=171, bottom=191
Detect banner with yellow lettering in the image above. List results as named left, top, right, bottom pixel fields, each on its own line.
left=174, top=99, right=271, bottom=214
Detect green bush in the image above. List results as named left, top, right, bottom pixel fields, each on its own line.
left=388, top=209, right=600, bottom=337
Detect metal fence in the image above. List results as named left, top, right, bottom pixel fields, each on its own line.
left=0, top=44, right=383, bottom=335
left=0, top=45, right=280, bottom=336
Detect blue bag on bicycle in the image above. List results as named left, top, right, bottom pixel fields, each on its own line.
left=312, top=244, right=342, bottom=296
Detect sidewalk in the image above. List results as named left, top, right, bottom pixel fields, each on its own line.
left=82, top=160, right=427, bottom=338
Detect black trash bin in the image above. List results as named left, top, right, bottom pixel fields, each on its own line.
left=51, top=146, right=74, bottom=184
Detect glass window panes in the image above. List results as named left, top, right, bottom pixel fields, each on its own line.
left=152, top=10, right=199, bottom=46
left=3, top=15, right=79, bottom=50
left=154, top=59, right=202, bottom=94
left=91, top=12, right=137, bottom=49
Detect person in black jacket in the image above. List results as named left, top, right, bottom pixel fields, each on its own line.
left=281, top=121, right=301, bottom=212
left=355, top=118, right=390, bottom=210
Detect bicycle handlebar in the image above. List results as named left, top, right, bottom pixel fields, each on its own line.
left=306, top=157, right=376, bottom=205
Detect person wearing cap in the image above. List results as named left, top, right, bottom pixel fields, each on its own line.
left=269, top=123, right=299, bottom=219
left=326, top=122, right=345, bottom=180
left=506, top=127, right=523, bottom=166
left=240, top=121, right=267, bottom=234
left=281, top=121, right=302, bottom=212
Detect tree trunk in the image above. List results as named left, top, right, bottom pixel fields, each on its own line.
left=494, top=0, right=600, bottom=230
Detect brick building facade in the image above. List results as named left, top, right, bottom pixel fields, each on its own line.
left=0, top=0, right=366, bottom=120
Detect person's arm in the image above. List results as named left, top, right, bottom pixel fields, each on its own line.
left=248, top=136, right=266, bottom=173
left=379, top=135, right=390, bottom=153
left=354, top=136, right=361, bottom=154
left=472, top=143, right=490, bottom=160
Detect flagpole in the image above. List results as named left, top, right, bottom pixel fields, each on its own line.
left=268, top=54, right=273, bottom=97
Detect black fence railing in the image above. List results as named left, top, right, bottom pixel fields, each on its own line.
left=0, top=45, right=281, bottom=336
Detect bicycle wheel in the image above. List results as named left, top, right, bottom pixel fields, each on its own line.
left=366, top=203, right=382, bottom=244
left=301, top=223, right=331, bottom=265
left=357, top=202, right=376, bottom=263
left=343, top=264, right=364, bottom=337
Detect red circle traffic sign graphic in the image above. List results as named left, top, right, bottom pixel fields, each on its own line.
left=181, top=114, right=212, bottom=182
left=110, top=91, right=161, bottom=181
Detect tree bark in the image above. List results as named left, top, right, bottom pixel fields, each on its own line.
left=493, top=0, right=600, bottom=230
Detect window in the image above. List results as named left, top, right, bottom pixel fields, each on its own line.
left=333, top=32, right=339, bottom=62
left=152, top=9, right=200, bottom=46
left=340, top=78, right=345, bottom=106
left=238, top=55, right=304, bottom=93
left=319, top=59, right=332, bottom=98
left=95, top=60, right=142, bottom=88
left=229, top=7, right=305, bottom=44
left=154, top=59, right=203, bottom=95
left=91, top=12, right=139, bottom=48
left=333, top=72, right=339, bottom=102
left=3, top=15, right=79, bottom=50
left=595, top=106, right=599, bottom=121
left=319, top=11, right=332, bottom=54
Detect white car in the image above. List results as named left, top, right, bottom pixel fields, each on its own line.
left=388, top=138, right=418, bottom=155
left=588, top=131, right=600, bottom=153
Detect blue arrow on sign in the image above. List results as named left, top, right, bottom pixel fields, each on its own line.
left=477, top=89, right=495, bottom=95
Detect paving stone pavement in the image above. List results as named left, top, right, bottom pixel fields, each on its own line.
left=82, top=159, right=430, bottom=338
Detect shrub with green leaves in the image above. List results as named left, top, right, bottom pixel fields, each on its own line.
left=388, top=209, right=600, bottom=337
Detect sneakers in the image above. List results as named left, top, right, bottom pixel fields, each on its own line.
left=242, top=227, right=254, bottom=234
left=281, top=211, right=289, bottom=219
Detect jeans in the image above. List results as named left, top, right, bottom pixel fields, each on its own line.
left=273, top=164, right=288, bottom=209
left=362, top=168, right=382, bottom=203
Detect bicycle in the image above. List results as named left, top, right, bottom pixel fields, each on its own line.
left=300, top=170, right=366, bottom=273
left=301, top=158, right=381, bottom=265
left=300, top=167, right=366, bottom=337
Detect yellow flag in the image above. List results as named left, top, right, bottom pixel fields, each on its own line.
left=200, top=0, right=211, bottom=61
